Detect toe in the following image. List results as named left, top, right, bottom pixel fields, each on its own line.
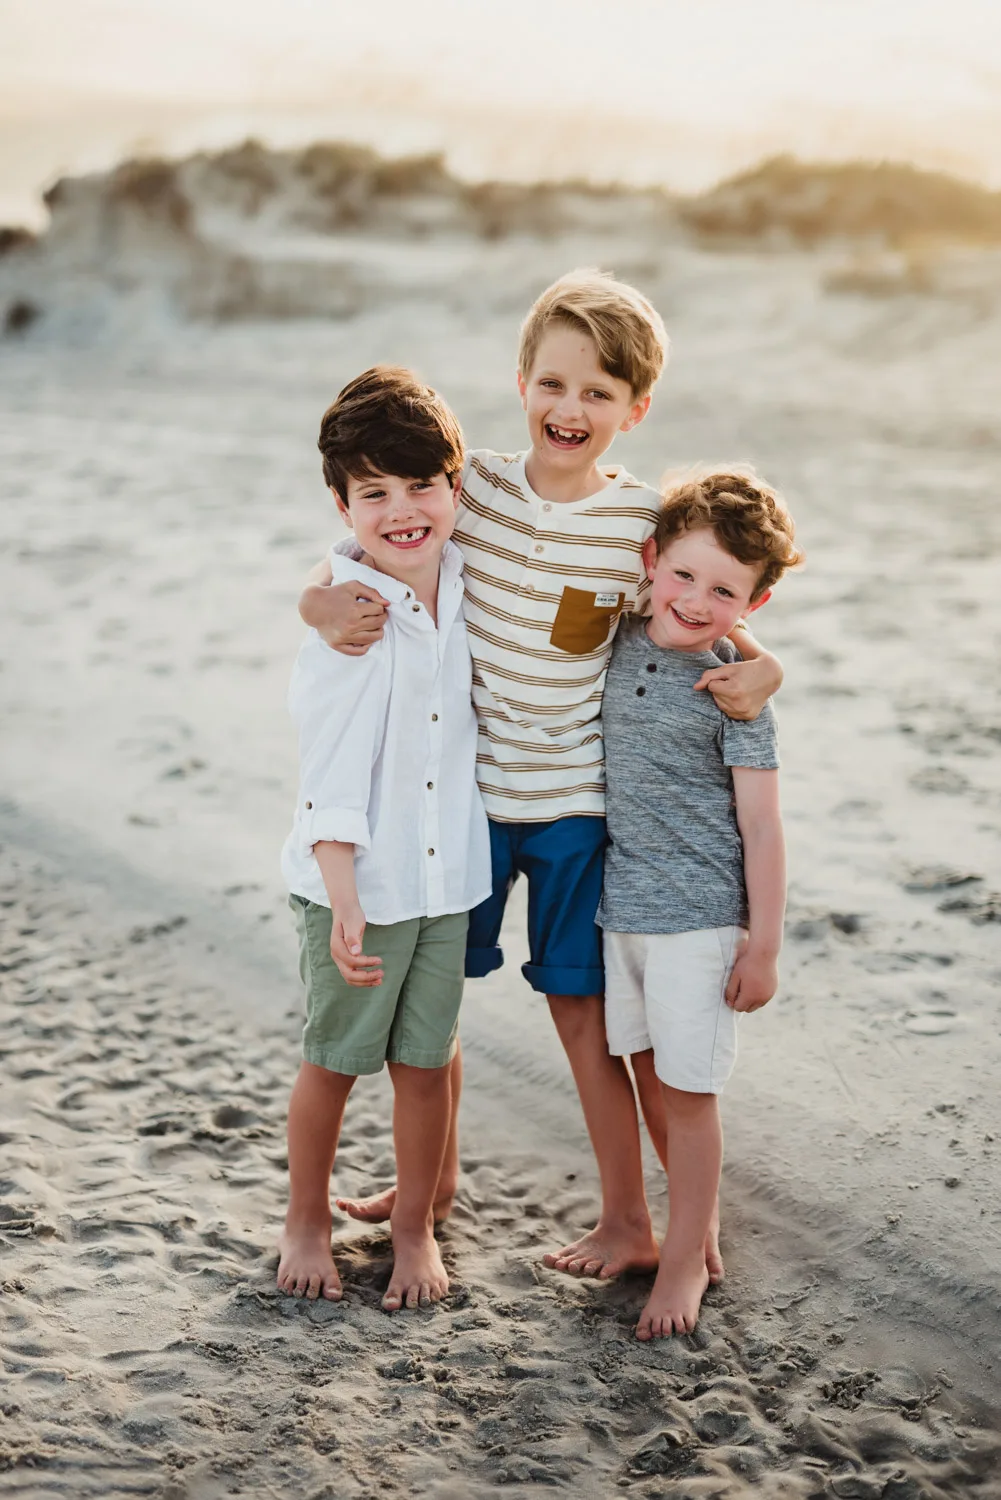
left=382, top=1288, right=402, bottom=1312
left=405, top=1283, right=420, bottom=1310
left=581, top=1258, right=604, bottom=1277
left=305, top=1273, right=321, bottom=1301
left=322, top=1281, right=342, bottom=1301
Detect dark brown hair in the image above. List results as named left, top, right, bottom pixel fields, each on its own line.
left=653, top=469, right=803, bottom=599
left=318, top=365, right=465, bottom=500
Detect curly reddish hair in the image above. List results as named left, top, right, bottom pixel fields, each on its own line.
left=653, top=469, right=803, bottom=599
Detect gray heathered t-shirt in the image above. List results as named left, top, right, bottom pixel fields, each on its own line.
left=597, top=617, right=780, bottom=935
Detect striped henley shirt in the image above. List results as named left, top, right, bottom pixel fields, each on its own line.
left=455, top=448, right=661, bottom=822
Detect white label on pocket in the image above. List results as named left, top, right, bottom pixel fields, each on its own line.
left=594, top=592, right=619, bottom=608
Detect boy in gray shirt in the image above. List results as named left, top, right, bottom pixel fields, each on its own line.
left=598, top=469, right=802, bottom=1340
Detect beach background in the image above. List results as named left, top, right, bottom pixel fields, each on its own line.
left=2, top=4, right=1001, bottom=1497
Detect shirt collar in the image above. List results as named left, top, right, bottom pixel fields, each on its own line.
left=329, top=537, right=464, bottom=601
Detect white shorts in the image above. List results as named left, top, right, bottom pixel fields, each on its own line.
left=602, top=927, right=744, bottom=1095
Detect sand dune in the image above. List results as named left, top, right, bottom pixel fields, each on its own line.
left=3, top=145, right=1001, bottom=334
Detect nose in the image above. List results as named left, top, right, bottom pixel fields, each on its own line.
left=387, top=489, right=418, bottom=521
left=552, top=392, right=585, bottom=423
left=679, top=584, right=711, bottom=618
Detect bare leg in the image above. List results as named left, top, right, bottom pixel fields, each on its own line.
left=336, top=1044, right=461, bottom=1224
left=277, top=1060, right=355, bottom=1300
left=636, top=1085, right=721, bottom=1340
left=542, top=993, right=659, bottom=1279
left=631, top=1049, right=724, bottom=1285
left=383, top=1061, right=451, bottom=1312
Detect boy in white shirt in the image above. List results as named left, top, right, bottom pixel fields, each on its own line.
left=278, top=367, right=490, bottom=1310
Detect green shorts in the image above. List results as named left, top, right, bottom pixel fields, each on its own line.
left=289, top=896, right=468, bottom=1076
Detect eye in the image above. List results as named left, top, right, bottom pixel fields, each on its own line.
left=588, top=389, right=611, bottom=401
left=674, top=570, right=693, bottom=582
left=714, top=587, right=735, bottom=599
left=360, top=490, right=386, bottom=502
left=539, top=378, right=561, bottom=389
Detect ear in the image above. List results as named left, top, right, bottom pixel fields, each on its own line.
left=451, top=473, right=463, bottom=509
left=516, top=369, right=528, bottom=409
left=641, top=535, right=658, bottom=581
left=330, top=486, right=353, bottom=528
left=746, top=588, right=771, bottom=614
left=620, top=393, right=651, bottom=433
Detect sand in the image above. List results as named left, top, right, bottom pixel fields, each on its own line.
left=2, top=217, right=1001, bottom=1497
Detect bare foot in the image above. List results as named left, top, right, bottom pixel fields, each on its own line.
left=636, top=1249, right=710, bottom=1340
left=382, top=1220, right=449, bottom=1312
left=276, top=1217, right=342, bottom=1301
left=705, top=1201, right=725, bottom=1284
left=542, top=1217, right=660, bottom=1279
left=336, top=1183, right=454, bottom=1225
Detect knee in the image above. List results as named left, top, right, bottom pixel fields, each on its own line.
left=391, top=1062, right=450, bottom=1095
left=663, top=1085, right=717, bottom=1118
left=547, top=993, right=605, bottom=1049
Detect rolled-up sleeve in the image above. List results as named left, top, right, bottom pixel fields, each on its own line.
left=288, top=634, right=390, bottom=857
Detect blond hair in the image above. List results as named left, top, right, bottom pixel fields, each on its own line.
left=518, top=269, right=668, bottom=400
left=653, top=469, right=803, bottom=600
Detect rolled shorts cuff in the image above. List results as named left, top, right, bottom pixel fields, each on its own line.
left=654, top=1060, right=728, bottom=1096
left=302, top=1043, right=384, bottom=1077
left=522, top=961, right=604, bottom=997
left=465, top=943, right=503, bottom=979
left=387, top=1039, right=458, bottom=1070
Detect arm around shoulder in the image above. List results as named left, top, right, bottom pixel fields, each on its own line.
left=298, top=557, right=390, bottom=653
left=694, top=623, right=784, bottom=722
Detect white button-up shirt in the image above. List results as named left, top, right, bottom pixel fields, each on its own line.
left=281, top=540, right=491, bottom=925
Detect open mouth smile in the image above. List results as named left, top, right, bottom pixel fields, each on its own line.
left=545, top=423, right=589, bottom=448
left=670, top=606, right=710, bottom=630
left=383, top=526, right=431, bottom=549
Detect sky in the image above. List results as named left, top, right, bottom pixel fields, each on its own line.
left=3, top=0, right=1001, bottom=224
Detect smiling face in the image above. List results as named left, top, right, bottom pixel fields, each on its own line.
left=335, top=470, right=460, bottom=584
left=643, top=527, right=769, bottom=653
left=517, top=323, right=650, bottom=481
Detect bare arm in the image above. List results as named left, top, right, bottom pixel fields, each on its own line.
left=313, top=840, right=384, bottom=987
left=725, top=767, right=785, bottom=1013
left=299, top=557, right=389, bottom=656
left=693, top=620, right=783, bottom=722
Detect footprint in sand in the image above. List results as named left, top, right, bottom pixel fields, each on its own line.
left=901, top=1008, right=960, bottom=1036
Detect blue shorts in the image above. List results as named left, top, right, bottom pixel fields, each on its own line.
left=465, top=816, right=606, bottom=997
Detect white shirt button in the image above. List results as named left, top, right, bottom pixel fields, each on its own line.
left=534, top=544, right=544, bottom=554
left=412, top=604, right=420, bottom=612
left=525, top=583, right=535, bottom=593
left=542, top=503, right=552, bottom=512
left=427, top=847, right=435, bottom=856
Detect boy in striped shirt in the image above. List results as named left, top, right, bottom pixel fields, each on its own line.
left=300, top=271, right=782, bottom=1283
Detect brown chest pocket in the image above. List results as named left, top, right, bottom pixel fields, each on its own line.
left=550, top=585, right=625, bottom=654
